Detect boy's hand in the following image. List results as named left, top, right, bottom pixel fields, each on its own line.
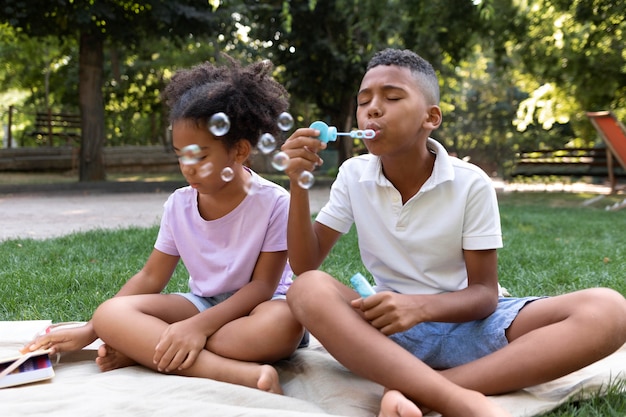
left=351, top=292, right=421, bottom=335
left=21, top=323, right=97, bottom=355
left=281, top=127, right=327, bottom=182
left=153, top=319, right=207, bottom=373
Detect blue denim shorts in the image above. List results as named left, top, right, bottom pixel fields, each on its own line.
left=176, top=291, right=287, bottom=312
left=388, top=296, right=542, bottom=369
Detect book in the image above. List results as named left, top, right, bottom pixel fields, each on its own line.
left=0, top=350, right=54, bottom=389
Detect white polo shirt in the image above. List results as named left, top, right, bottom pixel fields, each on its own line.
left=316, top=138, right=502, bottom=295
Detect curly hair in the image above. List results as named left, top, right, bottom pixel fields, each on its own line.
left=367, top=48, right=440, bottom=105
left=163, top=54, right=290, bottom=149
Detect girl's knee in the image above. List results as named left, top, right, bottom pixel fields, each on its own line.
left=92, top=297, right=131, bottom=331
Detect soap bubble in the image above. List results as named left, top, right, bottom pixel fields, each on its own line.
left=179, top=144, right=202, bottom=165
left=297, top=171, right=315, bottom=189
left=198, top=162, right=213, bottom=178
left=271, top=151, right=290, bottom=171
left=209, top=112, right=230, bottom=136
left=220, top=167, right=235, bottom=182
left=243, top=176, right=257, bottom=195
left=258, top=133, right=277, bottom=154
left=277, top=112, right=294, bottom=131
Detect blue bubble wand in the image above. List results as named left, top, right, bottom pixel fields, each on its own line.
left=309, top=121, right=376, bottom=143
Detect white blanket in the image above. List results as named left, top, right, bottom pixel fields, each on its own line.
left=1, top=321, right=625, bottom=417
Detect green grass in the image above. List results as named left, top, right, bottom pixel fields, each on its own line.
left=1, top=191, right=625, bottom=416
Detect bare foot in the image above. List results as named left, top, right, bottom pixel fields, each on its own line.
left=256, top=364, right=283, bottom=394
left=96, top=344, right=136, bottom=372
left=444, top=389, right=512, bottom=417
left=379, top=390, right=423, bottom=417
left=379, top=389, right=511, bottom=417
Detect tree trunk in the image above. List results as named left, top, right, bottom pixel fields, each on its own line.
left=78, top=32, right=106, bottom=182
left=333, top=95, right=356, bottom=165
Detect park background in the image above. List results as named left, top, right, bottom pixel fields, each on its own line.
left=0, top=0, right=624, bottom=186
left=1, top=2, right=626, bottom=416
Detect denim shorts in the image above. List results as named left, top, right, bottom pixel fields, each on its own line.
left=176, top=291, right=287, bottom=313
left=388, top=296, right=542, bottom=369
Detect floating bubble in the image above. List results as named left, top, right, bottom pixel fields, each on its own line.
left=277, top=112, right=294, bottom=131
left=297, top=171, right=315, bottom=189
left=209, top=112, right=230, bottom=136
left=199, top=162, right=213, bottom=178
left=179, top=144, right=202, bottom=165
left=243, top=176, right=257, bottom=195
left=258, top=133, right=277, bottom=154
left=220, top=166, right=235, bottom=182
left=271, top=151, right=290, bottom=171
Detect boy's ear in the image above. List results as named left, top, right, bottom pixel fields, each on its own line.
left=424, top=105, right=443, bottom=130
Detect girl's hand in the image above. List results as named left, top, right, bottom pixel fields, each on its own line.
left=153, top=320, right=207, bottom=373
left=21, top=322, right=97, bottom=355
left=351, top=292, right=422, bottom=336
left=281, top=127, right=326, bottom=182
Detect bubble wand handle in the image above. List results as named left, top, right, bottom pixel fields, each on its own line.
left=350, top=272, right=376, bottom=298
left=309, top=121, right=375, bottom=143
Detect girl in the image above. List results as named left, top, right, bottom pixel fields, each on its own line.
left=24, top=56, right=305, bottom=394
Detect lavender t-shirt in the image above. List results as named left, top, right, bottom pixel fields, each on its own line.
left=155, top=172, right=293, bottom=297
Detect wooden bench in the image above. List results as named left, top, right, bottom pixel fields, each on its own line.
left=0, top=146, right=179, bottom=173
left=27, top=112, right=81, bottom=146
left=512, top=147, right=626, bottom=179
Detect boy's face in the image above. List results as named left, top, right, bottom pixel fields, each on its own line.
left=356, top=65, right=440, bottom=156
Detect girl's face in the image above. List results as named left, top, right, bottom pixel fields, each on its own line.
left=172, top=119, right=238, bottom=193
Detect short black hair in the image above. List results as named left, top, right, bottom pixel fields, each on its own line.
left=367, top=49, right=440, bottom=105
left=163, top=54, right=289, bottom=149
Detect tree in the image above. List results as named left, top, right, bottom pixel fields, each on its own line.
left=508, top=0, right=626, bottom=140
left=244, top=0, right=494, bottom=164
left=0, top=0, right=227, bottom=181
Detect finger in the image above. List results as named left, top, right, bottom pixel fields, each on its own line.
left=282, top=128, right=320, bottom=147
left=178, top=350, right=199, bottom=371
left=153, top=343, right=170, bottom=371
left=165, top=350, right=189, bottom=373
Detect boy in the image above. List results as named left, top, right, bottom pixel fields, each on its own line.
left=281, top=48, right=626, bottom=416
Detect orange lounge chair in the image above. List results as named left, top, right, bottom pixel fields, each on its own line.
left=586, top=111, right=626, bottom=193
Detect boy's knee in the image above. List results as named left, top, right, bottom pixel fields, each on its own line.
left=286, top=270, right=333, bottom=311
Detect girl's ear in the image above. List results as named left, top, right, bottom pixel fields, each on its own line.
left=233, top=139, right=252, bottom=163
left=424, top=105, right=443, bottom=130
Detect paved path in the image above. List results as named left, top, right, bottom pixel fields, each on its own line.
left=0, top=179, right=616, bottom=242
left=0, top=187, right=330, bottom=241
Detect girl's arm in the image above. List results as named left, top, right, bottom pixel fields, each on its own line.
left=184, top=250, right=288, bottom=338
left=23, top=249, right=179, bottom=353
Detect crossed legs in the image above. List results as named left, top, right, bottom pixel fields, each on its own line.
left=440, top=287, right=626, bottom=394
left=92, top=294, right=304, bottom=393
left=287, top=271, right=512, bottom=417
left=288, top=271, right=626, bottom=416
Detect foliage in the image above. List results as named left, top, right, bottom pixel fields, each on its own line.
left=509, top=0, right=626, bottom=139
left=0, top=0, right=230, bottom=180
left=0, top=0, right=624, bottom=180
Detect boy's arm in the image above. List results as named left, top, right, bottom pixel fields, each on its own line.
left=354, top=249, right=500, bottom=335
left=282, top=128, right=341, bottom=274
